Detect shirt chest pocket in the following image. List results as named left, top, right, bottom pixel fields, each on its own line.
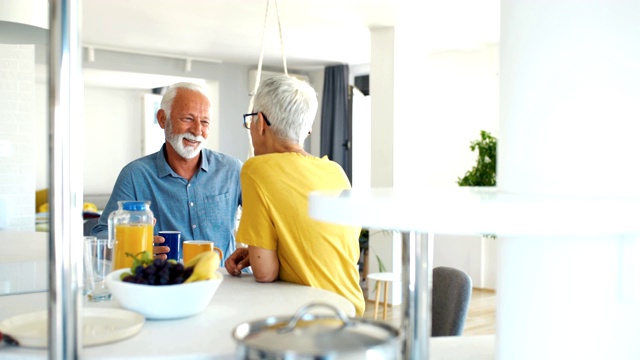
left=204, top=192, right=232, bottom=229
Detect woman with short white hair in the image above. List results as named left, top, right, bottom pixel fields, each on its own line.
left=225, top=75, right=365, bottom=316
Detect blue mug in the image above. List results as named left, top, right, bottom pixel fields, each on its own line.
left=156, top=231, right=181, bottom=262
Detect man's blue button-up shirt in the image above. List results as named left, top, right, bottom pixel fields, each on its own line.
left=91, top=145, right=243, bottom=259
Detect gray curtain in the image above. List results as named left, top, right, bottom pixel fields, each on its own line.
left=320, top=64, right=351, bottom=181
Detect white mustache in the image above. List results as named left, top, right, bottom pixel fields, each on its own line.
left=181, top=133, right=206, bottom=143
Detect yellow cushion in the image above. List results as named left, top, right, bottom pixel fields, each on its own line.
left=36, top=188, right=48, bottom=213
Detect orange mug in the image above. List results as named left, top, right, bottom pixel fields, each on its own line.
left=182, top=240, right=223, bottom=265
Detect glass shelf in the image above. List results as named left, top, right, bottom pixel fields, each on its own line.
left=309, top=187, right=640, bottom=236
left=0, top=231, right=48, bottom=296
left=308, top=187, right=640, bottom=359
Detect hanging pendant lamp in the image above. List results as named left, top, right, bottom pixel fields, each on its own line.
left=0, top=0, right=49, bottom=44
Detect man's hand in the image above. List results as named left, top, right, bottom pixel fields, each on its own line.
left=225, top=248, right=250, bottom=276
left=153, top=235, right=169, bottom=260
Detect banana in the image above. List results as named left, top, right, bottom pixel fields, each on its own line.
left=39, top=202, right=49, bottom=213
left=83, top=202, right=98, bottom=212
left=184, top=251, right=221, bottom=283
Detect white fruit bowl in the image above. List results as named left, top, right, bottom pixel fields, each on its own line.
left=105, top=268, right=223, bottom=320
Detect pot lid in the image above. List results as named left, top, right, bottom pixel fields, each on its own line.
left=233, top=303, right=399, bottom=356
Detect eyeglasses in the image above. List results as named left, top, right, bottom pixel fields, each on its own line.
left=243, top=112, right=271, bottom=129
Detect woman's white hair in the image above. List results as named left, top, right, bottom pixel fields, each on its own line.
left=253, top=75, right=318, bottom=144
left=160, top=82, right=209, bottom=120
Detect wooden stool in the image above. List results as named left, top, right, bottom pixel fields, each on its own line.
left=367, top=272, right=400, bottom=320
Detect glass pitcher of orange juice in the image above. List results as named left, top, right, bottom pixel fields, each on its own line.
left=108, top=201, right=154, bottom=270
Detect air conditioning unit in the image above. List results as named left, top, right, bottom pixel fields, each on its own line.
left=248, top=69, right=309, bottom=95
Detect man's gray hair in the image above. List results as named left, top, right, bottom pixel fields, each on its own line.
left=160, top=82, right=209, bottom=120
left=253, top=75, right=318, bottom=144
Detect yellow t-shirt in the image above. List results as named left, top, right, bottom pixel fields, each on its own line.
left=237, top=153, right=365, bottom=316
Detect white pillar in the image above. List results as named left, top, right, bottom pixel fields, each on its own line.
left=498, top=1, right=640, bottom=358
left=370, top=28, right=395, bottom=190
left=368, top=27, right=403, bottom=305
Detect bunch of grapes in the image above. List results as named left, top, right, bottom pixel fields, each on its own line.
left=121, top=254, right=194, bottom=285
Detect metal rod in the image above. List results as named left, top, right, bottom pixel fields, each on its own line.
left=48, top=0, right=83, bottom=358
left=401, top=231, right=433, bottom=359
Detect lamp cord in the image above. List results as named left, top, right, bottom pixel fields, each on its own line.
left=246, top=0, right=288, bottom=159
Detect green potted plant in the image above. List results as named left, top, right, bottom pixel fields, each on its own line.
left=358, top=229, right=387, bottom=273
left=358, top=228, right=390, bottom=295
left=458, top=130, right=497, bottom=239
left=457, top=130, right=497, bottom=187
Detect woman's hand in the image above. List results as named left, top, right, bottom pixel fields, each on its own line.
left=225, top=248, right=250, bottom=276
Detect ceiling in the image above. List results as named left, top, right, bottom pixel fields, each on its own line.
left=82, top=0, right=500, bottom=72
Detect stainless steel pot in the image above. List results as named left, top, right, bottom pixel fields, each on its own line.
left=232, top=303, right=401, bottom=359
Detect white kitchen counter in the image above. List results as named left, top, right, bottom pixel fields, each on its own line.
left=0, top=274, right=357, bottom=359
left=0, top=286, right=495, bottom=359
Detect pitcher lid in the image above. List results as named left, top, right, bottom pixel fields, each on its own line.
left=122, top=201, right=147, bottom=211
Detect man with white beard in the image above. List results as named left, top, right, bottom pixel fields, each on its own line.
left=91, top=82, right=243, bottom=261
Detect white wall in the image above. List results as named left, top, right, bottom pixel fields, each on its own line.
left=0, top=45, right=37, bottom=231
left=420, top=45, right=500, bottom=188
left=35, top=79, right=46, bottom=191
left=388, top=44, right=500, bottom=190
left=304, top=69, right=324, bottom=157
left=432, top=234, right=497, bottom=290
left=82, top=87, right=147, bottom=194
left=350, top=87, right=371, bottom=189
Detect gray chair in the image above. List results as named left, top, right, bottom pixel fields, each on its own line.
left=432, top=266, right=473, bottom=337
left=83, top=217, right=100, bottom=236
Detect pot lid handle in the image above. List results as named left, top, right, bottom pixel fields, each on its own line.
left=277, top=302, right=351, bottom=334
